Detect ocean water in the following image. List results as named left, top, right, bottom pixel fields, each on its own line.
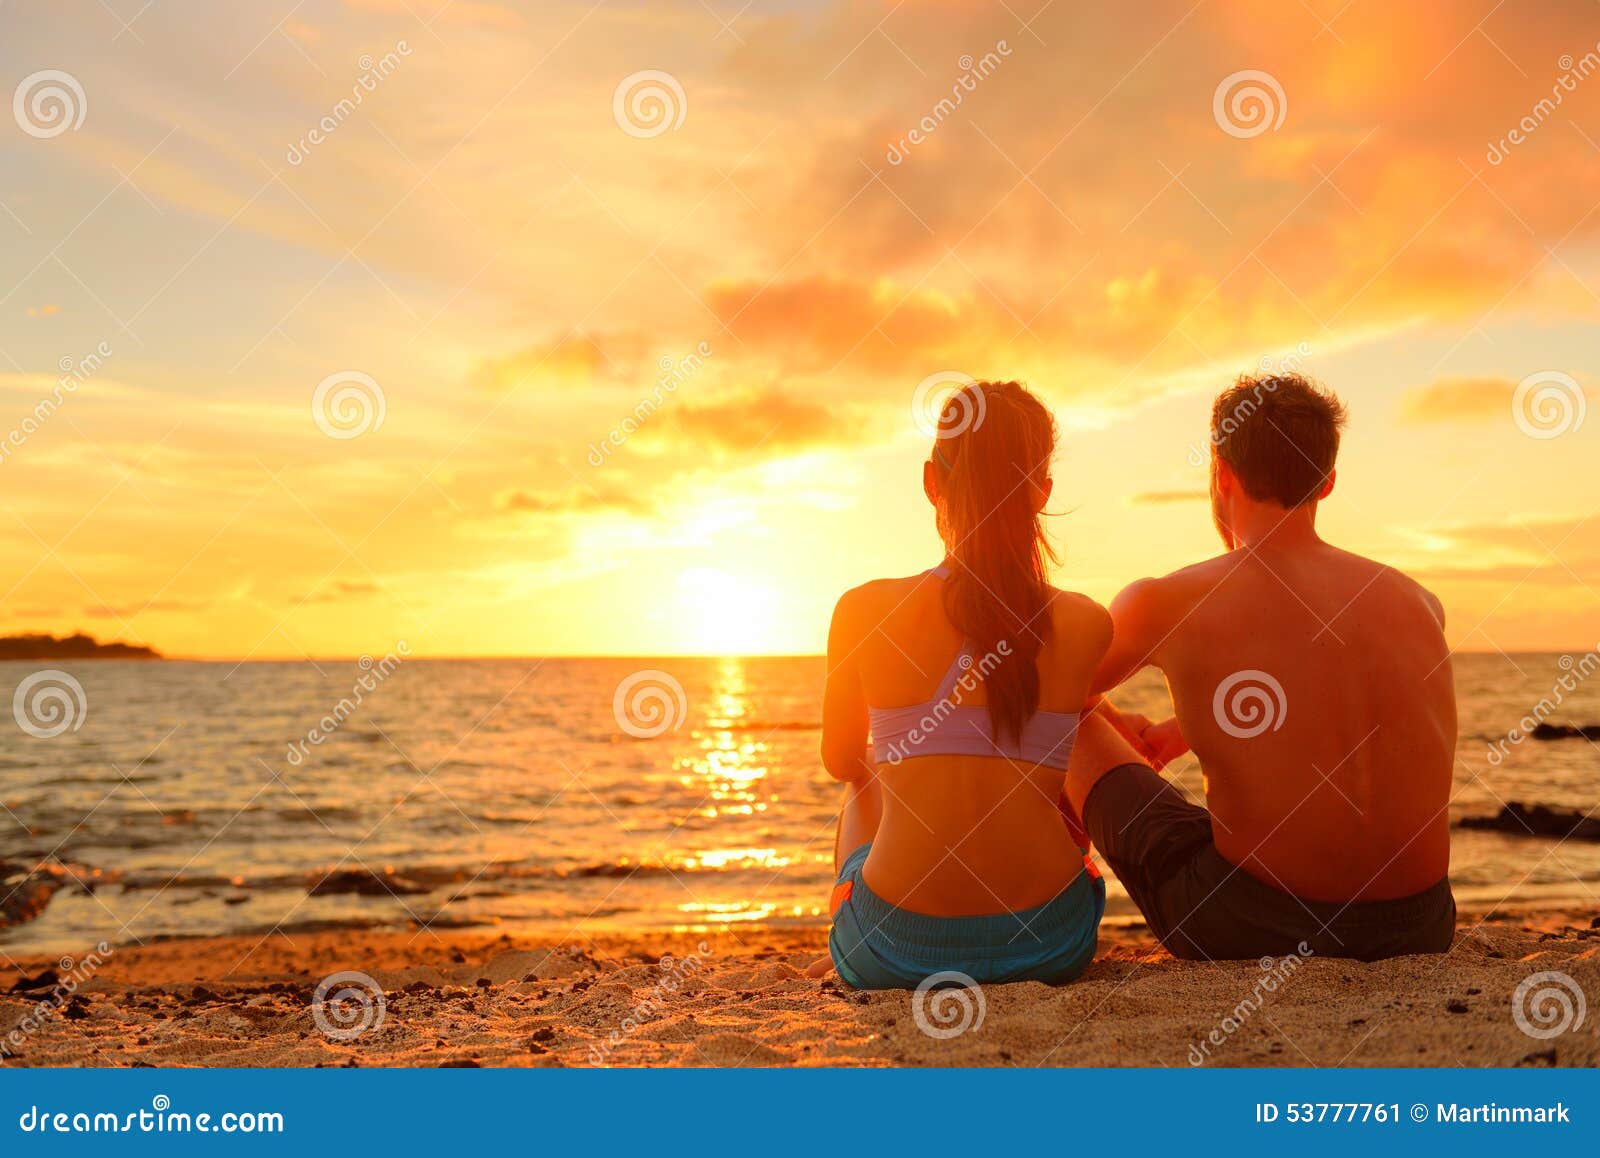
left=2, top=653, right=1597, bottom=955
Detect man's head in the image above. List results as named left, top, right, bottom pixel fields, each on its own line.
left=1208, top=372, right=1347, bottom=547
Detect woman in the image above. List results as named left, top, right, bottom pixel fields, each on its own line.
left=818, top=381, right=1112, bottom=989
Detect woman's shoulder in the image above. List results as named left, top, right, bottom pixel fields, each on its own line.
left=835, top=572, right=928, bottom=613
left=1045, top=586, right=1113, bottom=644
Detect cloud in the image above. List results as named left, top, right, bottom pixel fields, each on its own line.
left=663, top=388, right=865, bottom=455
left=470, top=333, right=650, bottom=393
left=84, top=598, right=210, bottom=618
left=343, top=0, right=523, bottom=29
left=495, top=486, right=652, bottom=517
left=1128, top=489, right=1209, bottom=505
left=1399, top=377, right=1514, bottom=424
left=293, top=579, right=384, bottom=605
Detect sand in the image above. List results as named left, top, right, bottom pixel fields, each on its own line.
left=3, top=909, right=1598, bottom=1068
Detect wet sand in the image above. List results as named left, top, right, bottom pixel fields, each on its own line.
left=3, top=909, right=1597, bottom=1068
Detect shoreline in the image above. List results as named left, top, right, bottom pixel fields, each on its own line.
left=4, top=906, right=1596, bottom=1068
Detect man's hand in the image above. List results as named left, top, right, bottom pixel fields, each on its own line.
left=1139, top=716, right=1190, bottom=770
left=1086, top=701, right=1190, bottom=770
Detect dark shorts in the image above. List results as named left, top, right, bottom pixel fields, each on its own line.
left=1083, top=763, right=1456, bottom=962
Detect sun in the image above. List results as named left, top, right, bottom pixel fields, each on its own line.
left=675, top=568, right=777, bottom=655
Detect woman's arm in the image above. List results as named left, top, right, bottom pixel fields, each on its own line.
left=820, top=588, right=873, bottom=783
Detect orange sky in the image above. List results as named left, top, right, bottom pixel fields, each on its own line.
left=1, top=0, right=1598, bottom=658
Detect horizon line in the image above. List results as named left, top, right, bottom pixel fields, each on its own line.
left=9, top=647, right=1589, bottom=664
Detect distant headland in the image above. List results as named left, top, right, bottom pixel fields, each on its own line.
left=0, top=632, right=161, bottom=661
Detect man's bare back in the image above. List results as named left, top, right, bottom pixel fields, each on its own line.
left=1065, top=372, right=1458, bottom=961
left=1112, top=532, right=1455, bottom=902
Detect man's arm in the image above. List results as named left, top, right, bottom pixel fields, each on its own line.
left=1085, top=576, right=1193, bottom=769
left=1087, top=577, right=1168, bottom=696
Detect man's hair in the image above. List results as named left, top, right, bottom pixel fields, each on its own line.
left=1210, top=372, right=1347, bottom=508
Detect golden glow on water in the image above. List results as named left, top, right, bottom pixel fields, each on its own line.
left=680, top=658, right=774, bottom=819
left=687, top=847, right=790, bottom=870
left=676, top=900, right=779, bottom=923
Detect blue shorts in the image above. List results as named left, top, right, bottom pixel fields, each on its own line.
left=827, top=844, right=1105, bottom=990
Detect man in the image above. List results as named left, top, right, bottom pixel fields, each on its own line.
left=1066, top=372, right=1457, bottom=961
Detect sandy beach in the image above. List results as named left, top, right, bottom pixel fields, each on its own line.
left=4, top=907, right=1596, bottom=1069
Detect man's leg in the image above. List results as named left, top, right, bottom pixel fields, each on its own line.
left=1068, top=708, right=1219, bottom=954
left=1064, top=707, right=1150, bottom=822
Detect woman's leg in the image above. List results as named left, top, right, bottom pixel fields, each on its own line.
left=832, top=772, right=882, bottom=875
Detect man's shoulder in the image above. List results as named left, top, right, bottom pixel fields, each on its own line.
left=1321, top=546, right=1447, bottom=626
left=1124, top=553, right=1237, bottom=608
